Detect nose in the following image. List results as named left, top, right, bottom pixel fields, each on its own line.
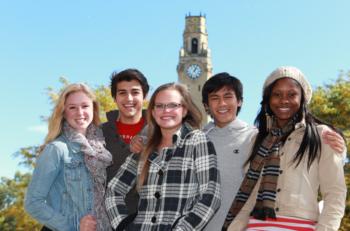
left=126, top=93, right=133, bottom=101
left=76, top=107, right=84, bottom=115
left=163, top=107, right=172, bottom=112
left=218, top=97, right=227, bottom=106
left=280, top=95, right=289, bottom=104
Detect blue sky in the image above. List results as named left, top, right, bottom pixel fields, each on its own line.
left=1, top=0, right=350, bottom=178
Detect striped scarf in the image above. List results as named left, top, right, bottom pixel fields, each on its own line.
left=223, top=118, right=295, bottom=230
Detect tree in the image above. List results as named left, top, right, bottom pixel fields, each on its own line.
left=309, top=70, right=350, bottom=153
left=309, top=70, right=350, bottom=231
left=0, top=172, right=41, bottom=231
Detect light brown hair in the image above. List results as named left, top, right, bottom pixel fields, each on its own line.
left=138, top=83, right=202, bottom=188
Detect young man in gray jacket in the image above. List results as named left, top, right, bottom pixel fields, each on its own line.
left=201, top=73, right=257, bottom=231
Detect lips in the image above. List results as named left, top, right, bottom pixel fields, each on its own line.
left=277, top=107, right=291, bottom=112
left=123, top=103, right=136, bottom=108
left=216, top=107, right=230, bottom=114
left=122, top=103, right=137, bottom=112
left=75, top=118, right=87, bottom=124
left=160, top=116, right=174, bottom=120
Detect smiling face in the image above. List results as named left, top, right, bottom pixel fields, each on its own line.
left=207, top=86, right=242, bottom=128
left=269, top=78, right=302, bottom=128
left=114, top=80, right=144, bottom=124
left=152, top=89, right=188, bottom=134
left=64, top=91, right=94, bottom=135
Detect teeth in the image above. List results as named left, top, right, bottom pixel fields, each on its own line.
left=217, top=109, right=229, bottom=113
left=161, top=116, right=173, bottom=120
left=279, top=108, right=290, bottom=111
left=124, top=104, right=135, bottom=107
left=75, top=118, right=86, bottom=124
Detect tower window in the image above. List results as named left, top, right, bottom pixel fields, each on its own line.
left=191, top=38, right=198, bottom=54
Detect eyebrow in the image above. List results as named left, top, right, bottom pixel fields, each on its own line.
left=117, top=87, right=142, bottom=91
left=65, top=102, right=91, bottom=106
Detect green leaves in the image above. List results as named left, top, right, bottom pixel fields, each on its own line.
left=309, top=70, right=350, bottom=152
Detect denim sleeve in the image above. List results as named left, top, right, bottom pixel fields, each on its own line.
left=24, top=143, right=73, bottom=231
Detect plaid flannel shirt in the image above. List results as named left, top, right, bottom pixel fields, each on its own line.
left=105, top=124, right=221, bottom=231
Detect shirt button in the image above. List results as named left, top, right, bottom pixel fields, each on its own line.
left=279, top=170, right=283, bottom=174
left=154, top=192, right=160, bottom=199
left=275, top=207, right=279, bottom=212
left=277, top=188, right=281, bottom=192
left=151, top=216, right=156, bottom=223
left=287, top=137, right=291, bottom=141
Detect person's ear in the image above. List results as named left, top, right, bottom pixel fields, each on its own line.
left=182, top=107, right=188, bottom=119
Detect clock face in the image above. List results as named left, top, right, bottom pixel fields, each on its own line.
left=186, top=64, right=202, bottom=79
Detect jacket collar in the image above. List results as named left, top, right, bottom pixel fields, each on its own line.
left=203, top=118, right=250, bottom=134
left=172, top=122, right=194, bottom=145
left=295, top=118, right=306, bottom=130
left=60, top=134, right=81, bottom=153
left=148, top=122, right=195, bottom=167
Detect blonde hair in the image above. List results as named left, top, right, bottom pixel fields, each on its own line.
left=138, top=83, right=202, bottom=188
left=40, top=83, right=100, bottom=152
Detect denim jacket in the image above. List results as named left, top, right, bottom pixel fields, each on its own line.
left=25, top=135, right=94, bottom=231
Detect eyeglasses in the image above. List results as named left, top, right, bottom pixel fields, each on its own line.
left=154, top=103, right=182, bottom=111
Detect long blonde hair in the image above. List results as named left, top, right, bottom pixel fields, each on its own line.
left=40, top=83, right=100, bottom=152
left=138, top=83, right=202, bottom=188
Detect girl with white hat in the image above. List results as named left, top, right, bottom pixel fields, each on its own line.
left=224, top=66, right=346, bottom=231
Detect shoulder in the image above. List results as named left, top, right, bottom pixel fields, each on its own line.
left=106, top=110, right=119, bottom=121
left=43, top=136, right=69, bottom=156
left=202, top=121, right=215, bottom=134
left=235, top=119, right=257, bottom=133
left=37, top=136, right=69, bottom=165
left=315, top=124, right=340, bottom=153
left=315, top=124, right=331, bottom=134
left=186, top=129, right=211, bottom=145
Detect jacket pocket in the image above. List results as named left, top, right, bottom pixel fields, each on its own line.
left=64, top=159, right=82, bottom=181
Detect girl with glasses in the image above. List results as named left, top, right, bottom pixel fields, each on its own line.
left=106, top=82, right=221, bottom=230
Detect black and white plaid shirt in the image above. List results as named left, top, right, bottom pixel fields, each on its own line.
left=105, top=124, right=221, bottom=231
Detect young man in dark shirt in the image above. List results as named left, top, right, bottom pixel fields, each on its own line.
left=102, top=68, right=149, bottom=215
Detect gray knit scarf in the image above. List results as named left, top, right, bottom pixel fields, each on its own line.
left=63, top=122, right=112, bottom=231
left=222, top=118, right=296, bottom=230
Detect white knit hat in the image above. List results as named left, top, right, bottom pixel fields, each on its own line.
left=263, top=66, right=312, bottom=104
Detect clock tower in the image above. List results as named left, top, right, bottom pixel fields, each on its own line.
left=177, top=14, right=212, bottom=126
